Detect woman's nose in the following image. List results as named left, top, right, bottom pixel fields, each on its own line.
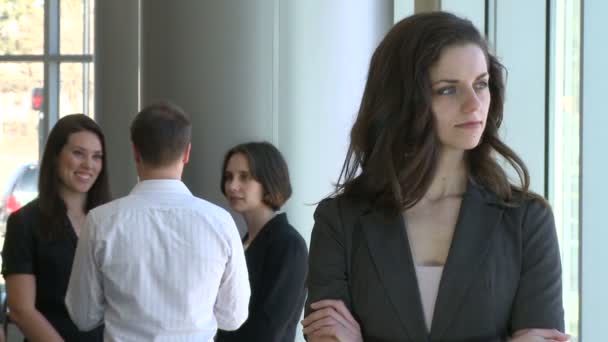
left=82, top=156, right=94, bottom=169
left=227, top=180, right=239, bottom=192
left=462, top=88, right=482, bottom=114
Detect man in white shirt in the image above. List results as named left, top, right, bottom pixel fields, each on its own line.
left=65, top=101, right=250, bottom=341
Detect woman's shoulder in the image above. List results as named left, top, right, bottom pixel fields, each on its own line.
left=315, top=194, right=371, bottom=219
left=504, top=188, right=551, bottom=214
left=263, top=214, right=308, bottom=262
left=269, top=213, right=307, bottom=247
left=6, top=198, right=42, bottom=227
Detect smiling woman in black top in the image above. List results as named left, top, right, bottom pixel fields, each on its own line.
left=216, top=141, right=308, bottom=342
left=2, top=114, right=110, bottom=341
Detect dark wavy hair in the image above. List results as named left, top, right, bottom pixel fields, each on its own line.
left=336, top=11, right=532, bottom=217
left=221, top=142, right=292, bottom=211
left=38, top=114, right=111, bottom=239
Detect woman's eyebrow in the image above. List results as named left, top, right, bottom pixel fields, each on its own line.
left=431, top=72, right=489, bottom=86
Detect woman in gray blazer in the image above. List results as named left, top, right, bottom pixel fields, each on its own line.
left=302, top=12, right=568, bottom=342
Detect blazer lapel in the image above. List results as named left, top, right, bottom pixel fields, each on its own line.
left=429, top=182, right=503, bottom=341
left=361, top=210, right=429, bottom=342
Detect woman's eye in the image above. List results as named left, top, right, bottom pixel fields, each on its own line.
left=474, top=80, right=489, bottom=90
left=93, top=154, right=103, bottom=160
left=73, top=150, right=84, bottom=156
left=436, top=86, right=456, bottom=96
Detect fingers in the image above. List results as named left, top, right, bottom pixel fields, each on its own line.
left=302, top=299, right=363, bottom=342
left=307, top=333, right=338, bottom=342
left=512, top=329, right=531, bottom=338
left=302, top=306, right=353, bottom=335
left=309, top=299, right=359, bottom=327
left=512, top=328, right=570, bottom=342
left=525, top=329, right=570, bottom=341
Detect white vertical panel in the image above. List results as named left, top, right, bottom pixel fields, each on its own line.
left=493, top=1, right=547, bottom=194
left=581, top=1, right=608, bottom=340
left=394, top=0, right=415, bottom=22
left=278, top=1, right=393, bottom=252
left=441, top=0, right=485, bottom=32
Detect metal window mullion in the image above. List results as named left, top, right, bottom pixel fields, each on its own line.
left=83, top=0, right=91, bottom=115
left=41, top=0, right=60, bottom=155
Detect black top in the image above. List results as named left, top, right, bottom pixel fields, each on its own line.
left=1, top=199, right=103, bottom=341
left=216, top=213, right=308, bottom=342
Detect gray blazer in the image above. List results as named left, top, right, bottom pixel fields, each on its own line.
left=306, top=181, right=564, bottom=342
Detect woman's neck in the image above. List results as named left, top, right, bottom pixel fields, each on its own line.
left=60, top=189, right=87, bottom=217
left=424, top=148, right=468, bottom=202
left=242, top=206, right=275, bottom=242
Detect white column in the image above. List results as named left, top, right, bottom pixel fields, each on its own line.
left=277, top=0, right=394, bottom=245
left=492, top=1, right=547, bottom=195
left=581, top=1, right=608, bottom=339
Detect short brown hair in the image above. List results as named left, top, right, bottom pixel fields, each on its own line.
left=130, top=101, right=192, bottom=167
left=221, top=142, right=292, bottom=211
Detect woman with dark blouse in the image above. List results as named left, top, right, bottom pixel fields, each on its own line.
left=216, top=142, right=308, bottom=342
left=2, top=114, right=110, bottom=341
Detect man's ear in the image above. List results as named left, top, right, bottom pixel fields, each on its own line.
left=182, top=143, right=192, bottom=164
left=132, top=143, right=141, bottom=163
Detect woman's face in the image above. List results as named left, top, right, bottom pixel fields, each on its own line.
left=57, top=130, right=103, bottom=196
left=224, top=153, right=266, bottom=214
left=429, top=43, right=491, bottom=152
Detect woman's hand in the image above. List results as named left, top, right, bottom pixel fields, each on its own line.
left=510, top=329, right=570, bottom=342
left=302, top=299, right=363, bottom=342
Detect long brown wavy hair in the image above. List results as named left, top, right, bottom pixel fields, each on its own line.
left=336, top=12, right=532, bottom=217
left=38, top=114, right=111, bottom=239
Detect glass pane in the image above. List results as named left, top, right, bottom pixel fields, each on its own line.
left=0, top=62, right=43, bottom=285
left=0, top=0, right=44, bottom=54
left=60, top=62, right=94, bottom=117
left=60, top=0, right=94, bottom=54
left=549, top=0, right=580, bottom=340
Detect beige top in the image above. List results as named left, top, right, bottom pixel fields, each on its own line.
left=414, top=266, right=444, bottom=331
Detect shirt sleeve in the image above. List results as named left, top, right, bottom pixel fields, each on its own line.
left=65, top=213, right=105, bottom=331
left=214, top=216, right=251, bottom=331
left=509, top=199, right=565, bottom=332
left=219, top=233, right=308, bottom=341
left=1, top=211, right=35, bottom=276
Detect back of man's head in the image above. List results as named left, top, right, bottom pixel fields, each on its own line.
left=131, top=101, right=192, bottom=167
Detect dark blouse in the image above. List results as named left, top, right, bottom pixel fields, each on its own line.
left=1, top=199, right=103, bottom=341
left=216, top=213, right=308, bottom=342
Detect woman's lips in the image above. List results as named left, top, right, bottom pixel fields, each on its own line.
left=455, top=121, right=482, bottom=129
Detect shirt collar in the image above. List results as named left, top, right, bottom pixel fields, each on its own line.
left=130, top=179, right=193, bottom=196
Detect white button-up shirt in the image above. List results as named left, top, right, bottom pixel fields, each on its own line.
left=66, top=179, right=250, bottom=342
